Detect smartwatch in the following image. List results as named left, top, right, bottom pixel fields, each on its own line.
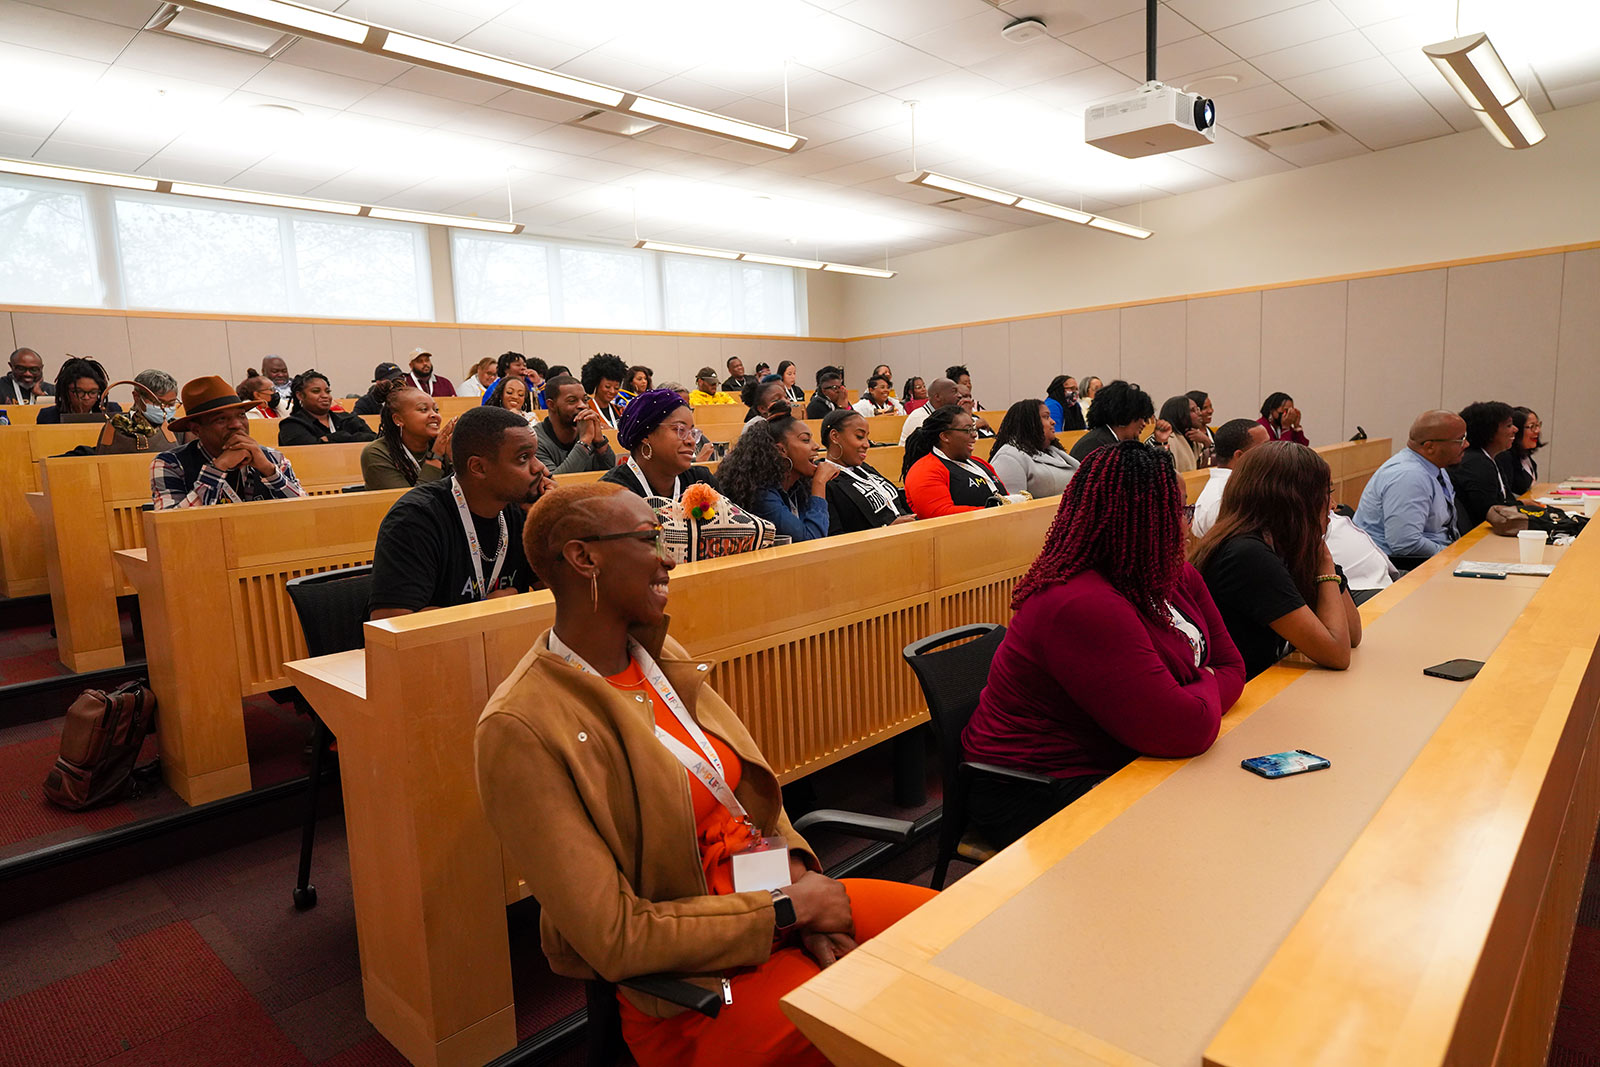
left=768, top=889, right=797, bottom=932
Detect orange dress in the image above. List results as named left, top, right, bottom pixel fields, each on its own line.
left=607, top=662, right=935, bottom=1067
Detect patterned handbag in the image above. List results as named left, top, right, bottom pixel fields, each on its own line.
left=649, top=483, right=775, bottom=564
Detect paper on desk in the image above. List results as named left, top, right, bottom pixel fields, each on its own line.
left=1455, top=560, right=1554, bottom=577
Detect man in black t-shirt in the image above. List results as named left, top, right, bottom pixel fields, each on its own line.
left=368, top=407, right=553, bottom=619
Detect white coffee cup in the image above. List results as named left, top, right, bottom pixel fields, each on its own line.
left=1583, top=495, right=1599, bottom=518
left=1517, top=529, right=1546, bottom=564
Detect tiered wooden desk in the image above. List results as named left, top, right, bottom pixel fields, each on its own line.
left=0, top=423, right=115, bottom=598
left=782, top=503, right=1599, bottom=1067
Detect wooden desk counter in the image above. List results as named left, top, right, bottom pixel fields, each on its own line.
left=0, top=423, right=105, bottom=598
left=783, top=520, right=1598, bottom=1067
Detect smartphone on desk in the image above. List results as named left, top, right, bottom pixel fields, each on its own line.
left=1423, top=659, right=1484, bottom=681
left=1242, top=750, right=1331, bottom=779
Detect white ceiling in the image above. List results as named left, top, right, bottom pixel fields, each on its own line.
left=1, top=0, right=1597, bottom=262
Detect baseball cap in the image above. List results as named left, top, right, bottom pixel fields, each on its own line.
left=373, top=362, right=405, bottom=381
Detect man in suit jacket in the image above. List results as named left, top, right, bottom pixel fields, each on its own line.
left=0, top=348, right=52, bottom=405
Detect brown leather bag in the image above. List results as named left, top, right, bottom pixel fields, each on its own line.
left=43, top=680, right=158, bottom=810
left=95, top=380, right=181, bottom=455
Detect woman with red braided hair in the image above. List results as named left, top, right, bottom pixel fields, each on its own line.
left=961, top=441, right=1246, bottom=848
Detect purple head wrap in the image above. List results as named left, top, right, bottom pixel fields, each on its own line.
left=616, top=388, right=689, bottom=452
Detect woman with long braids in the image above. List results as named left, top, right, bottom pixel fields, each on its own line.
left=901, top=404, right=1008, bottom=518
left=37, top=356, right=120, bottom=423
left=277, top=370, right=378, bottom=446
left=961, top=441, right=1245, bottom=848
left=360, top=380, right=455, bottom=490
left=1191, top=441, right=1361, bottom=680
left=716, top=415, right=838, bottom=542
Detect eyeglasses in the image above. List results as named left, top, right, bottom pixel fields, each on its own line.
left=580, top=524, right=669, bottom=561
left=69, top=386, right=102, bottom=399
left=1422, top=435, right=1468, bottom=445
left=658, top=423, right=698, bottom=441
left=947, top=426, right=979, bottom=436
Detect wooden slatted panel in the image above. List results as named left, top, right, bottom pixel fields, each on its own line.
left=232, top=555, right=375, bottom=693
left=939, top=576, right=1019, bottom=631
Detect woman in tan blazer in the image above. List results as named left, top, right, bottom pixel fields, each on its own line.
left=476, top=482, right=933, bottom=1066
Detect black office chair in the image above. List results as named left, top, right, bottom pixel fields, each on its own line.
left=284, top=564, right=373, bottom=910
left=903, top=624, right=1053, bottom=889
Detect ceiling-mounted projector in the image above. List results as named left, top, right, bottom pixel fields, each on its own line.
left=1085, top=82, right=1216, bottom=158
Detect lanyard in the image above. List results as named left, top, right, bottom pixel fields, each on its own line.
left=547, top=631, right=753, bottom=829
left=934, top=447, right=998, bottom=494
left=627, top=455, right=680, bottom=501
left=409, top=371, right=432, bottom=394
left=1482, top=448, right=1508, bottom=500
left=835, top=462, right=898, bottom=514
left=595, top=400, right=618, bottom=428
left=449, top=476, right=507, bottom=600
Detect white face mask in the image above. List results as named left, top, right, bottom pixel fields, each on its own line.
left=144, top=403, right=176, bottom=424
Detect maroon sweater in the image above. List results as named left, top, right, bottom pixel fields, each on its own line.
left=963, top=564, right=1246, bottom=780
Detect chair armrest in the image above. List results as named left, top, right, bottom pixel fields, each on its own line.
left=792, top=808, right=915, bottom=844
left=618, top=975, right=723, bottom=1018
left=960, top=761, right=1056, bottom=789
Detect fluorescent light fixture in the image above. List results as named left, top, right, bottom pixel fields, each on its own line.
left=625, top=96, right=802, bottom=152
left=177, top=0, right=368, bottom=44
left=899, top=170, right=1152, bottom=239
left=381, top=33, right=625, bottom=109
left=1423, top=32, right=1546, bottom=149
left=367, top=206, right=521, bottom=233
left=634, top=240, right=893, bottom=278
left=168, top=181, right=361, bottom=215
left=0, top=157, right=158, bottom=191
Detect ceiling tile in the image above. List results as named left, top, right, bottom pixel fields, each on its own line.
left=386, top=65, right=507, bottom=105
left=1063, top=8, right=1202, bottom=63
left=0, top=0, right=137, bottom=62
left=810, top=95, right=910, bottom=134
left=435, top=106, right=553, bottom=143
left=555, top=50, right=681, bottom=93
left=1282, top=55, right=1402, bottom=99
left=452, top=23, right=589, bottom=69
left=1001, top=0, right=1144, bottom=37
left=115, top=32, right=271, bottom=89
left=346, top=85, right=471, bottom=126
left=1549, top=78, right=1600, bottom=108
left=238, top=62, right=376, bottom=110
left=1210, top=1, right=1355, bottom=58
left=35, top=140, right=155, bottom=172
left=1020, top=64, right=1142, bottom=112
left=1166, top=0, right=1321, bottom=32
left=520, top=123, right=629, bottom=155
left=891, top=69, right=1010, bottom=107
left=1220, top=100, right=1323, bottom=135
left=277, top=39, right=410, bottom=84
left=832, top=0, right=992, bottom=40
left=1209, top=81, right=1297, bottom=117
left=966, top=37, right=1099, bottom=89
left=22, top=0, right=151, bottom=28
left=485, top=90, right=592, bottom=125
left=1313, top=79, right=1452, bottom=149
left=1267, top=127, right=1367, bottom=165
left=305, top=169, right=420, bottom=203
left=906, top=10, right=1017, bottom=67
left=1359, top=11, right=1454, bottom=55
left=1331, top=0, right=1419, bottom=27
left=0, top=131, right=45, bottom=157
left=1251, top=30, right=1379, bottom=81
left=1106, top=34, right=1242, bottom=83
left=1171, top=127, right=1296, bottom=179
left=822, top=41, right=954, bottom=93
left=640, top=75, right=748, bottom=112
left=349, top=0, right=492, bottom=41
left=783, top=112, right=862, bottom=146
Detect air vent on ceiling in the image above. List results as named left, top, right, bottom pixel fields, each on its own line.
left=146, top=4, right=297, bottom=57
left=570, top=110, right=661, bottom=138
left=1248, top=120, right=1339, bottom=151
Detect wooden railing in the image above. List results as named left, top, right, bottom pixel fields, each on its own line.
left=0, top=423, right=113, bottom=598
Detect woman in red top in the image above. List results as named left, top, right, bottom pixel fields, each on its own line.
left=961, top=442, right=1246, bottom=848
left=902, top=405, right=1008, bottom=518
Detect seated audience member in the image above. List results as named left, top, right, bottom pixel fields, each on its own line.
left=741, top=377, right=792, bottom=434
left=261, top=355, right=292, bottom=402
left=538, top=374, right=617, bottom=475
left=352, top=363, right=406, bottom=415
left=722, top=355, right=750, bottom=394
left=1045, top=375, right=1087, bottom=432
left=956, top=382, right=995, bottom=438
left=902, top=376, right=928, bottom=412
left=111, top=368, right=182, bottom=443
left=1158, top=394, right=1207, bottom=472
left=459, top=356, right=498, bottom=399
left=1, top=347, right=51, bottom=404
left=754, top=361, right=772, bottom=379
left=1325, top=509, right=1398, bottom=594
left=526, top=356, right=551, bottom=408
left=361, top=382, right=453, bottom=490
left=1192, top=442, right=1363, bottom=680
left=1186, top=390, right=1215, bottom=447
left=899, top=377, right=958, bottom=444
left=152, top=376, right=305, bottom=509
left=479, top=352, right=535, bottom=408
left=962, top=441, right=1245, bottom=848
left=1354, top=410, right=1466, bottom=562
left=820, top=409, right=913, bottom=534
left=660, top=382, right=717, bottom=462
left=601, top=389, right=719, bottom=502
left=718, top=415, right=837, bottom=542
left=689, top=366, right=737, bottom=406
left=582, top=353, right=630, bottom=429
left=854, top=374, right=905, bottom=417
left=871, top=364, right=893, bottom=391
left=1078, top=376, right=1102, bottom=424
left=38, top=356, right=121, bottom=423
left=988, top=398, right=1078, bottom=499
left=483, top=374, right=536, bottom=422
left=903, top=405, right=1007, bottom=518
left=1190, top=419, right=1269, bottom=536
left=624, top=365, right=654, bottom=403
left=475, top=482, right=935, bottom=1067
left=1069, top=380, right=1162, bottom=461
left=806, top=368, right=848, bottom=418
left=1257, top=391, right=1308, bottom=444
left=1449, top=400, right=1518, bottom=531
left=368, top=407, right=552, bottom=619
left=778, top=360, right=806, bottom=405
left=406, top=347, right=456, bottom=398
left=279, top=370, right=379, bottom=446
left=238, top=375, right=281, bottom=419
left=548, top=363, right=570, bottom=379
left=1496, top=406, right=1543, bottom=497
left=945, top=365, right=981, bottom=409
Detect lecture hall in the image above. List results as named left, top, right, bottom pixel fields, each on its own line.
left=0, top=1, right=1597, bottom=1066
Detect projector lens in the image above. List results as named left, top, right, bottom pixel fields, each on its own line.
left=1194, top=97, right=1216, bottom=131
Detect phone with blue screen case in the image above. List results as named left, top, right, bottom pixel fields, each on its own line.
left=1241, top=750, right=1331, bottom=779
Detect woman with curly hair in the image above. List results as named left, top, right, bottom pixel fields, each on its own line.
left=961, top=441, right=1245, bottom=848
left=581, top=352, right=630, bottom=429
left=716, top=414, right=838, bottom=541
left=275, top=370, right=377, bottom=446
left=37, top=356, right=121, bottom=424
left=361, top=379, right=453, bottom=490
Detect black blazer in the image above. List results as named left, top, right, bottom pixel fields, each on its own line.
left=1495, top=449, right=1536, bottom=497
left=0, top=376, right=53, bottom=405
left=806, top=394, right=841, bottom=420
left=1448, top=448, right=1514, bottom=532
left=278, top=408, right=377, bottom=446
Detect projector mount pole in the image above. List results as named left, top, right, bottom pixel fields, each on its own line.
left=1146, top=0, right=1158, bottom=83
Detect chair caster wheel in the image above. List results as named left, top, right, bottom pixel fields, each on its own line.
left=293, top=885, right=318, bottom=910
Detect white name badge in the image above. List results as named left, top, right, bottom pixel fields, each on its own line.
left=731, top=836, right=790, bottom=893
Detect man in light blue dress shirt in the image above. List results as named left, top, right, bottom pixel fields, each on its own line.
left=1355, top=410, right=1469, bottom=562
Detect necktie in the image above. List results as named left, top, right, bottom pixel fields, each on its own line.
left=1437, top=471, right=1457, bottom=539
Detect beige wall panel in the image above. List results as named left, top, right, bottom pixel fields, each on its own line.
left=13, top=312, right=133, bottom=385
left=1060, top=308, right=1120, bottom=387
left=843, top=337, right=880, bottom=388
left=224, top=320, right=316, bottom=384
left=812, top=340, right=845, bottom=371
left=0, top=313, right=14, bottom=357
left=517, top=329, right=577, bottom=370
left=714, top=337, right=757, bottom=376
left=1119, top=302, right=1187, bottom=408
left=311, top=324, right=393, bottom=396
left=1442, top=256, right=1563, bottom=441
left=126, top=317, right=229, bottom=388
left=1344, top=270, right=1447, bottom=458
left=1261, top=282, right=1348, bottom=446
left=579, top=334, right=635, bottom=366
left=878, top=334, right=919, bottom=392
left=628, top=334, right=683, bottom=388
left=675, top=337, right=725, bottom=382
left=918, top=330, right=962, bottom=397
left=1008, top=316, right=1062, bottom=404
left=389, top=326, right=465, bottom=385
left=1551, top=249, right=1600, bottom=482
left=960, top=322, right=1011, bottom=409
left=1185, top=292, right=1261, bottom=427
